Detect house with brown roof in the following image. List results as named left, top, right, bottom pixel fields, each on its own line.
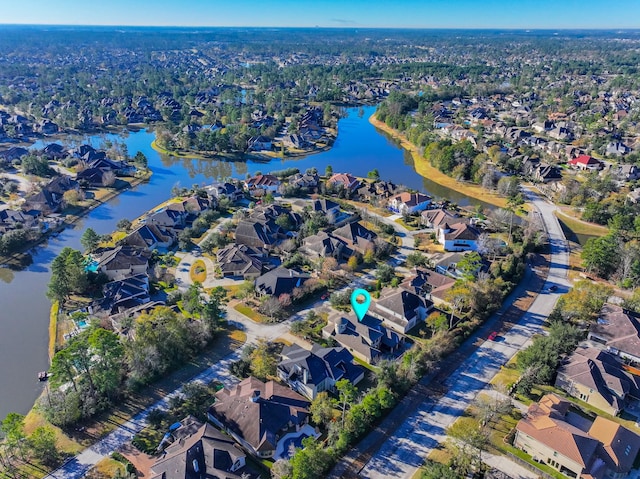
left=327, top=173, right=360, bottom=192
left=369, top=288, right=431, bottom=334
left=437, top=221, right=481, bottom=252
left=216, top=244, right=264, bottom=279
left=244, top=174, right=280, bottom=193
left=323, top=312, right=402, bottom=364
left=332, top=221, right=377, bottom=255
left=421, top=208, right=460, bottom=229
left=150, top=416, right=256, bottom=479
left=555, top=346, right=640, bottom=416
left=97, top=245, right=150, bottom=280
left=299, top=231, right=353, bottom=262
left=514, top=394, right=640, bottom=479
left=388, top=192, right=431, bottom=215
left=588, top=304, right=640, bottom=365
left=208, top=377, right=310, bottom=459
left=400, top=267, right=456, bottom=307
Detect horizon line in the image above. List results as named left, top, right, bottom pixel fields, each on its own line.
left=1, top=23, right=639, bottom=31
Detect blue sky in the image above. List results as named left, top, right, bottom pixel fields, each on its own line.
left=2, top=0, right=640, bottom=29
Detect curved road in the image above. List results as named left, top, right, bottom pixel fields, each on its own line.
left=348, top=187, right=572, bottom=479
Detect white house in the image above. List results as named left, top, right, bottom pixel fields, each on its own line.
left=388, top=192, right=432, bottom=215
left=438, top=222, right=481, bottom=252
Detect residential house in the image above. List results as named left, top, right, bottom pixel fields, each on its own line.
left=208, top=377, right=310, bottom=458
left=514, top=394, right=640, bottom=479
left=235, top=219, right=282, bottom=249
left=588, top=304, right=640, bottom=365
left=97, top=245, right=150, bottom=280
left=254, top=267, right=309, bottom=297
left=628, top=188, right=640, bottom=204
left=400, top=267, right=456, bottom=306
left=568, top=155, right=604, bottom=171
left=150, top=417, right=255, bottom=479
left=421, top=208, right=461, bottom=229
left=437, top=221, right=481, bottom=252
left=327, top=173, right=360, bottom=192
left=244, top=174, right=280, bottom=193
left=277, top=343, right=365, bottom=400
left=121, top=224, right=175, bottom=250
left=369, top=288, right=431, bottom=334
left=431, top=251, right=475, bottom=278
left=555, top=346, right=640, bottom=416
left=388, top=192, right=432, bottom=215
left=0, top=146, right=29, bottom=162
left=76, top=167, right=114, bottom=187
left=24, top=176, right=80, bottom=215
left=41, top=143, right=67, bottom=160
left=332, top=221, right=377, bottom=255
left=206, top=182, right=244, bottom=202
left=216, top=244, right=265, bottom=279
left=323, top=313, right=402, bottom=364
left=248, top=135, right=273, bottom=151
left=148, top=208, right=187, bottom=230
left=606, top=142, right=631, bottom=157
left=0, top=209, right=34, bottom=232
left=94, top=273, right=151, bottom=318
left=288, top=172, right=319, bottom=190
left=299, top=231, right=353, bottom=262
left=311, top=198, right=340, bottom=222
left=35, top=119, right=59, bottom=135
left=613, top=164, right=640, bottom=182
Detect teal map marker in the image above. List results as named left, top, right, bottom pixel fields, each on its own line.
left=351, top=289, right=371, bottom=322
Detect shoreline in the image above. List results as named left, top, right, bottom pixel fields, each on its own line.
left=0, top=171, right=152, bottom=268
left=368, top=114, right=510, bottom=209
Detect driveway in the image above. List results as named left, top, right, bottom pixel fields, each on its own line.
left=345, top=188, right=571, bottom=479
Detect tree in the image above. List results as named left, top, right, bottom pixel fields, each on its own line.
left=325, top=165, right=333, bottom=177
left=63, top=188, right=81, bottom=206
left=201, top=287, right=227, bottom=335
left=249, top=339, right=278, bottom=380
left=556, top=280, right=612, bottom=323
left=116, top=218, right=132, bottom=232
left=456, top=251, right=482, bottom=280
left=367, top=168, right=380, bottom=180
left=346, top=255, right=359, bottom=271
left=406, top=251, right=429, bottom=268
left=581, top=234, right=620, bottom=279
left=28, top=426, right=59, bottom=466
left=335, top=379, right=358, bottom=427
left=102, top=170, right=117, bottom=187
left=310, top=391, right=335, bottom=428
left=1, top=413, right=26, bottom=446
left=419, top=460, right=459, bottom=479
left=289, top=437, right=332, bottom=479
left=133, top=151, right=148, bottom=168
left=375, top=263, right=395, bottom=285
left=271, top=459, right=293, bottom=479
left=259, top=296, right=284, bottom=321
left=81, top=227, right=101, bottom=252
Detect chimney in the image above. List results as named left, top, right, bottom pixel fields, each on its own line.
left=251, top=390, right=261, bottom=403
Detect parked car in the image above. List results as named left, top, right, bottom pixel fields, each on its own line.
left=488, top=331, right=498, bottom=341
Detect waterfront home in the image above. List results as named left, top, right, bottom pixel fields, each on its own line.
left=388, top=192, right=432, bottom=215
left=369, top=288, right=431, bottom=334
left=235, top=218, right=282, bottom=249
left=555, top=346, right=640, bottom=416
left=121, top=224, right=175, bottom=250
left=24, top=176, right=81, bottom=215
left=588, top=304, right=640, bottom=365
left=288, top=172, right=319, bottom=189
left=0, top=146, right=29, bottom=162
left=206, top=181, right=244, bottom=202
left=277, top=343, right=364, bottom=400
left=97, top=245, right=150, bottom=281
left=311, top=198, right=340, bottom=221
left=216, top=244, right=265, bottom=279
left=94, top=273, right=151, bottom=318
left=208, top=377, right=311, bottom=459
left=147, top=208, right=187, bottom=230
left=514, top=394, right=640, bottom=479
left=150, top=416, right=255, bottom=479
left=327, top=173, right=360, bottom=192
left=244, top=174, right=280, bottom=193
left=421, top=208, right=461, bottom=229
left=41, top=143, right=67, bottom=160
left=323, top=312, right=402, bottom=364
left=247, top=135, right=273, bottom=151
left=254, top=267, right=310, bottom=297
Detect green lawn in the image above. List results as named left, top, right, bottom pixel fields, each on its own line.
left=234, top=303, right=272, bottom=323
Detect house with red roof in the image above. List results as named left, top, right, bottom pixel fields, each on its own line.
left=568, top=155, right=603, bottom=171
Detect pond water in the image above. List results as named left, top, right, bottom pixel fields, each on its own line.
left=0, top=106, right=493, bottom=419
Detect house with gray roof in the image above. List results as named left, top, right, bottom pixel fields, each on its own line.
left=588, top=304, right=640, bottom=365
left=216, top=244, right=265, bottom=279
left=208, top=377, right=310, bottom=458
left=150, top=416, right=256, bottom=479
left=254, top=267, right=309, bottom=297
left=121, top=224, right=175, bottom=251
left=323, top=312, right=402, bottom=364
left=97, top=245, right=150, bottom=280
left=332, top=221, right=377, bottom=255
left=235, top=219, right=282, bottom=249
left=555, top=346, right=640, bottom=416
left=400, top=267, right=456, bottom=306
left=299, top=231, right=353, bottom=262
left=277, top=343, right=364, bottom=400
left=369, top=288, right=431, bottom=334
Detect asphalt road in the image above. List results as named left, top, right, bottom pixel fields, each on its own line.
left=353, top=188, right=571, bottom=479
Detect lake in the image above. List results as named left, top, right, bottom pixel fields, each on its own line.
left=0, top=106, right=493, bottom=419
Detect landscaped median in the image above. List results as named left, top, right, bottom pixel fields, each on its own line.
left=189, top=259, right=207, bottom=283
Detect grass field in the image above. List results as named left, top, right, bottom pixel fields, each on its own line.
left=190, top=259, right=207, bottom=283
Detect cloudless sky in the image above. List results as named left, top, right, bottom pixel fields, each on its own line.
left=2, top=0, right=640, bottom=29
